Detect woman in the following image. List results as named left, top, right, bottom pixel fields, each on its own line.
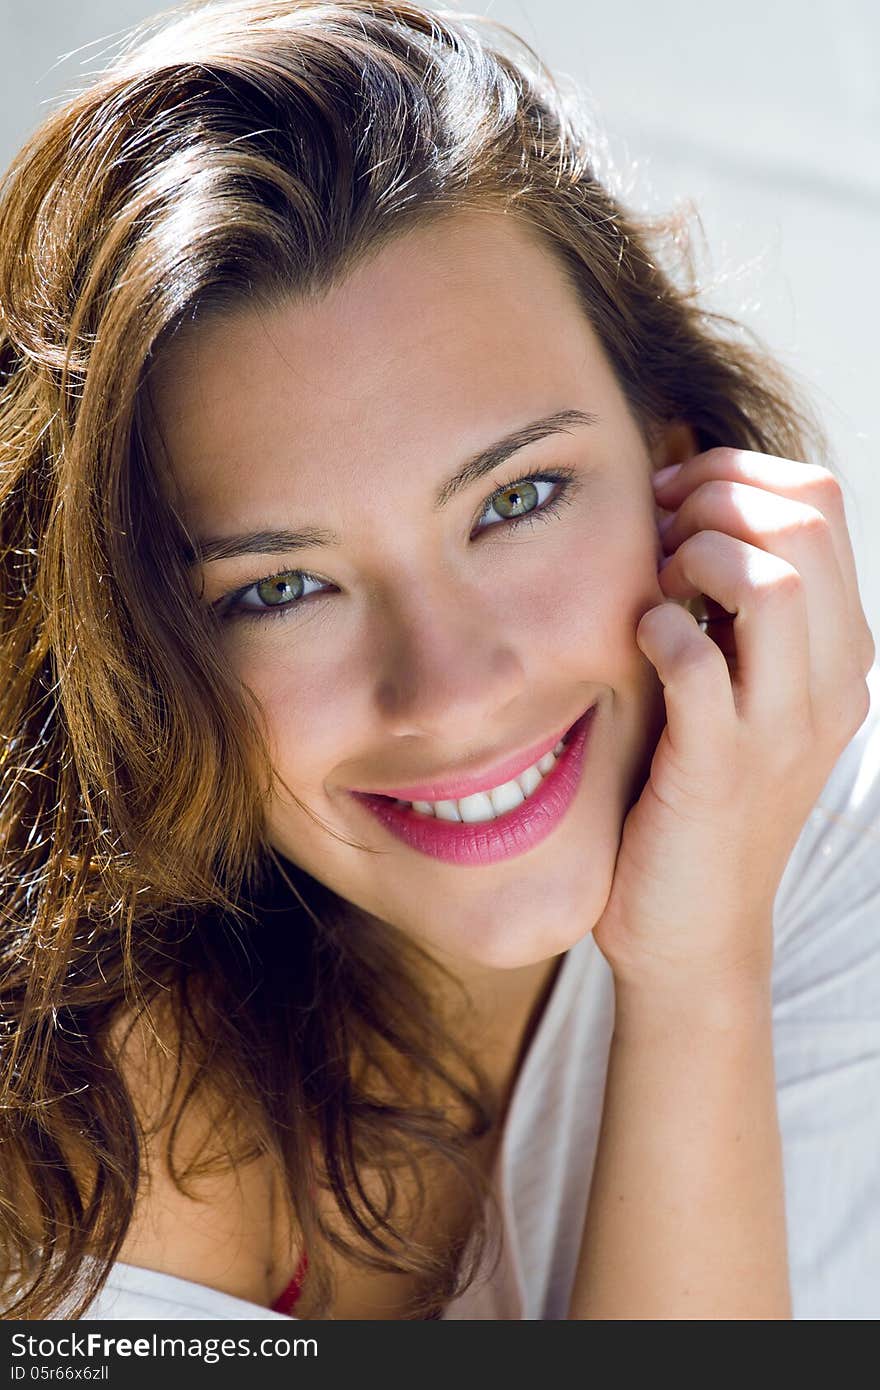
left=1, top=0, right=876, bottom=1321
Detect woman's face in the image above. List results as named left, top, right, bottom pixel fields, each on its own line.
left=149, top=208, right=695, bottom=975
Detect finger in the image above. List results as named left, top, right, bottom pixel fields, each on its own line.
left=636, top=599, right=736, bottom=770
left=658, top=529, right=813, bottom=732
left=794, top=468, right=876, bottom=676
left=659, top=479, right=853, bottom=709
left=654, top=449, right=875, bottom=676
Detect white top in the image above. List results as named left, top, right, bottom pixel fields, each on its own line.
left=83, top=661, right=880, bottom=1321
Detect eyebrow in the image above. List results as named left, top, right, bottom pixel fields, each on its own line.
left=187, top=407, right=600, bottom=567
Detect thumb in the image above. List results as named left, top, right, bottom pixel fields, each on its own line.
left=635, top=600, right=733, bottom=763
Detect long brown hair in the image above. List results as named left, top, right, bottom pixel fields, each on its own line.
left=0, top=0, right=830, bottom=1319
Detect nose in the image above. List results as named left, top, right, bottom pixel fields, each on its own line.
left=372, top=581, right=527, bottom=740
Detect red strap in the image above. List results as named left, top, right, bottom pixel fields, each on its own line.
left=270, top=1249, right=309, bottom=1315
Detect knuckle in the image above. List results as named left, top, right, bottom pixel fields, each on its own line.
left=784, top=503, right=831, bottom=546
left=802, top=467, right=846, bottom=525
left=848, top=676, right=872, bottom=732
left=808, top=465, right=844, bottom=504
left=704, top=445, right=744, bottom=472
left=695, top=477, right=736, bottom=509
left=751, top=558, right=804, bottom=609
left=677, top=529, right=716, bottom=564
left=819, top=676, right=871, bottom=749
left=853, top=620, right=877, bottom=679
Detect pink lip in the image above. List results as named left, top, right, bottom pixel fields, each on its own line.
left=349, top=704, right=592, bottom=803
left=349, top=703, right=597, bottom=867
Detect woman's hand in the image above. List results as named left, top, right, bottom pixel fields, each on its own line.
left=591, top=446, right=875, bottom=997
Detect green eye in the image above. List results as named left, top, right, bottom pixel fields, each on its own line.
left=217, top=568, right=328, bottom=623
left=488, top=479, right=540, bottom=520
left=254, top=572, right=306, bottom=606
left=475, top=471, right=573, bottom=534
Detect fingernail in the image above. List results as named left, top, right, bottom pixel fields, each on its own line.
left=652, top=463, right=682, bottom=489
left=657, top=512, right=676, bottom=536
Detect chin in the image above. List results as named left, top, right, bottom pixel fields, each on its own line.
left=415, top=886, right=604, bottom=974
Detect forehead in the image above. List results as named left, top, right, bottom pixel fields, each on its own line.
left=145, top=208, right=617, bottom=520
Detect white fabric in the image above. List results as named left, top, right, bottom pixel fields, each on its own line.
left=84, top=661, right=880, bottom=1320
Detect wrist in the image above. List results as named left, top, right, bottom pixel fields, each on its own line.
left=611, top=968, right=774, bottom=1041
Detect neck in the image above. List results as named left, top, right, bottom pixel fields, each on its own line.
left=426, top=948, right=567, bottom=1117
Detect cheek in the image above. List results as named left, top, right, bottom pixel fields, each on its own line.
left=246, top=639, right=356, bottom=795
left=543, top=522, right=658, bottom=663
left=202, top=618, right=339, bottom=822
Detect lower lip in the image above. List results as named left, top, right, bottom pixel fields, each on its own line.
left=349, top=703, right=597, bottom=867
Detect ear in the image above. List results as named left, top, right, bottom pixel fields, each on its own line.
left=649, top=418, right=699, bottom=471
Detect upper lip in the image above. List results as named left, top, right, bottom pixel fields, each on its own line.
left=349, top=701, right=595, bottom=803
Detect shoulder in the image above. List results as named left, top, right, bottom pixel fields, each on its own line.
left=105, top=999, right=298, bottom=1310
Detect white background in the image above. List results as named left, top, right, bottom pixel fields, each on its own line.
left=2, top=0, right=877, bottom=645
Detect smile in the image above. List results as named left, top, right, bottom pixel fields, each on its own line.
left=393, top=735, right=568, bottom=820
left=349, top=702, right=598, bottom=867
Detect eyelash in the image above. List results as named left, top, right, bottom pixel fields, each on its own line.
left=214, top=466, right=578, bottom=627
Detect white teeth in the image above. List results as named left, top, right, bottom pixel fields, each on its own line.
left=516, top=764, right=542, bottom=798
left=400, top=740, right=566, bottom=822
left=457, top=791, right=497, bottom=823
left=487, top=778, right=526, bottom=816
